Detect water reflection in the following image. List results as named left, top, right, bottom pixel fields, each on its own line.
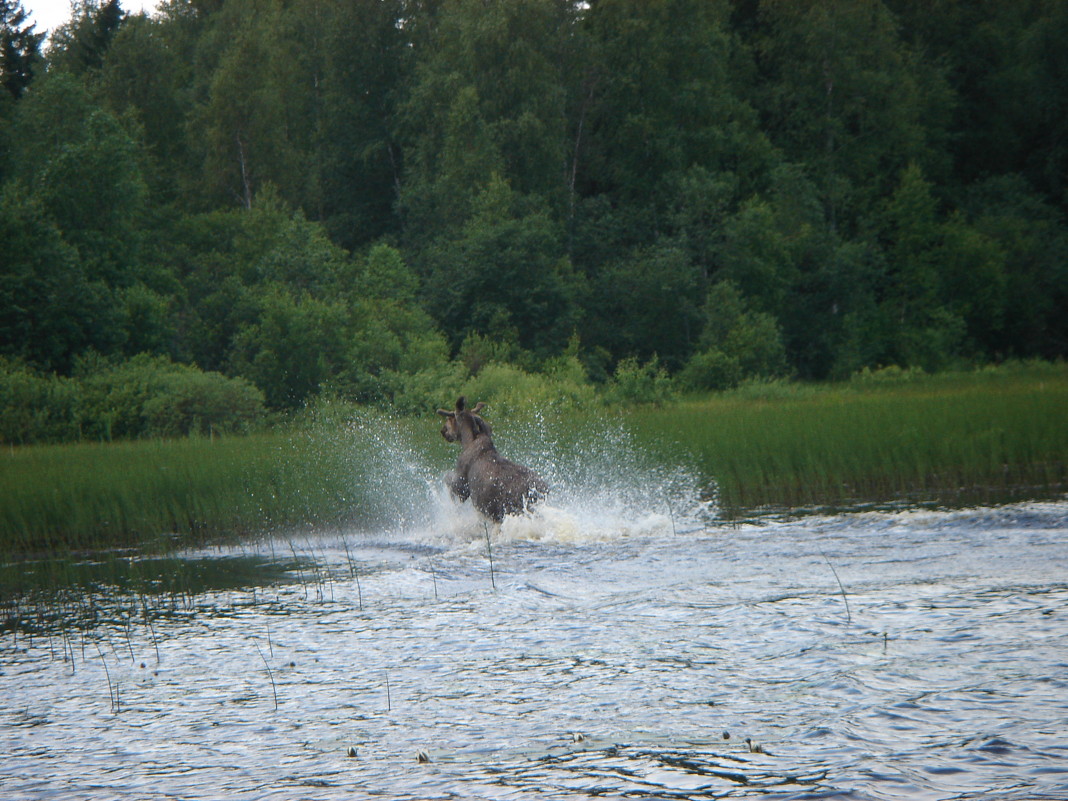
left=1, top=499, right=1066, bottom=800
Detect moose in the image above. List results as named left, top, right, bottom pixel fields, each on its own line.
left=437, top=397, right=548, bottom=523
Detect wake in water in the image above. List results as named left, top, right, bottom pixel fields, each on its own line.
left=341, top=409, right=717, bottom=548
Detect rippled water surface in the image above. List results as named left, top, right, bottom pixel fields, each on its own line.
left=3, top=494, right=1067, bottom=800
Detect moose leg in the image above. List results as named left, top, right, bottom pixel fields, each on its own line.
left=444, top=470, right=470, bottom=502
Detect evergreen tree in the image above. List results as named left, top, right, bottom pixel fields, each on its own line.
left=317, top=0, right=410, bottom=247
left=49, top=0, right=126, bottom=74
left=0, top=0, right=43, bottom=100
left=751, top=0, right=949, bottom=234
left=399, top=0, right=576, bottom=242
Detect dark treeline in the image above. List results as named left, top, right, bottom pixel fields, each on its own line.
left=2, top=0, right=1067, bottom=433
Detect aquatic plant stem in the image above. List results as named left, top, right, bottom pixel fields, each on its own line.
left=343, top=539, right=357, bottom=580
left=145, top=614, right=160, bottom=665
left=94, top=642, right=118, bottom=713
left=61, top=626, right=75, bottom=671
left=819, top=548, right=851, bottom=624
left=123, top=616, right=135, bottom=663
left=256, top=642, right=278, bottom=711
left=483, top=522, right=496, bottom=590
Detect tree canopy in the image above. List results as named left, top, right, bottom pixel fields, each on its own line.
left=2, top=0, right=1066, bottom=420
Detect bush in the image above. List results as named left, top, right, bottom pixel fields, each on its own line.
left=601, top=356, right=675, bottom=405
left=68, top=355, right=266, bottom=441
left=850, top=364, right=928, bottom=384
left=677, top=348, right=742, bottom=391
left=386, top=361, right=469, bottom=416
left=679, top=281, right=789, bottom=391
left=141, top=369, right=266, bottom=437
left=463, top=362, right=595, bottom=416
left=0, top=360, right=82, bottom=444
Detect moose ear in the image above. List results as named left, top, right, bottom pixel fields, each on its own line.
left=471, top=401, right=486, bottom=414
left=455, top=396, right=467, bottom=412
left=436, top=409, right=453, bottom=418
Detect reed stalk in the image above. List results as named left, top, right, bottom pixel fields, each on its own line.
left=484, top=522, right=496, bottom=590
left=95, top=642, right=118, bottom=713
left=819, top=549, right=851, bottom=624
left=256, top=642, right=278, bottom=711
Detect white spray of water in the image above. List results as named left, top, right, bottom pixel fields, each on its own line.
left=339, top=408, right=717, bottom=548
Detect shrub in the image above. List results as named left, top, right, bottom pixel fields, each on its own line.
left=141, top=370, right=266, bottom=437
left=601, top=356, right=675, bottom=405
left=460, top=361, right=596, bottom=415
left=679, top=281, right=789, bottom=391
left=850, top=364, right=928, bottom=384
left=0, top=359, right=82, bottom=444
left=385, top=361, right=469, bottom=416
left=677, top=349, right=741, bottom=392
left=77, top=355, right=266, bottom=440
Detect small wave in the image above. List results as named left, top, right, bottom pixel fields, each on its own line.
left=427, top=474, right=714, bottom=547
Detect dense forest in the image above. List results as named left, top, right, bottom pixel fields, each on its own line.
left=2, top=0, right=1066, bottom=440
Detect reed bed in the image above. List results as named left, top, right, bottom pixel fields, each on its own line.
left=0, top=429, right=365, bottom=555
left=2, top=364, right=1065, bottom=555
left=628, top=364, right=1068, bottom=514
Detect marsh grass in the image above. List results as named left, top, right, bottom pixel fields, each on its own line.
left=0, top=423, right=401, bottom=556
left=628, top=364, right=1068, bottom=515
left=2, top=364, right=1065, bottom=556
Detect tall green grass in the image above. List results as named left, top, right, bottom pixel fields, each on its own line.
left=628, top=363, right=1068, bottom=513
left=2, top=364, right=1066, bottom=555
left=0, top=429, right=367, bottom=555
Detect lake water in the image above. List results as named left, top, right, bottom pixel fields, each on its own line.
left=2, top=450, right=1067, bottom=799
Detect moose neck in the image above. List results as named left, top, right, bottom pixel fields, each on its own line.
left=459, top=416, right=493, bottom=450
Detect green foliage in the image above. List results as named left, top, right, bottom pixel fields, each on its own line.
left=0, top=428, right=365, bottom=552
left=754, top=0, right=949, bottom=231
left=0, top=359, right=81, bottom=444
left=193, top=0, right=310, bottom=210
left=331, top=243, right=451, bottom=405
left=421, top=177, right=580, bottom=360
left=0, top=184, right=91, bottom=370
left=9, top=362, right=1064, bottom=554
left=399, top=0, right=573, bottom=235
left=0, top=355, right=264, bottom=444
left=228, top=287, right=347, bottom=410
left=76, top=354, right=265, bottom=440
left=579, top=0, right=771, bottom=211
left=0, top=0, right=44, bottom=101
left=1, top=0, right=1068, bottom=441
left=95, top=14, right=189, bottom=197
left=316, top=0, right=409, bottom=247
left=602, top=356, right=674, bottom=406
left=633, top=362, right=1068, bottom=513
left=47, top=0, right=126, bottom=75
left=679, top=281, right=789, bottom=391
left=8, top=72, right=147, bottom=277
left=459, top=360, right=596, bottom=416
left=587, top=242, right=702, bottom=370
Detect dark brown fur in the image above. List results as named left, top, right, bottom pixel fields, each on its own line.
left=437, top=396, right=548, bottom=523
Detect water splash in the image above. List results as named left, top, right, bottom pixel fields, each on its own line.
left=337, top=409, right=717, bottom=547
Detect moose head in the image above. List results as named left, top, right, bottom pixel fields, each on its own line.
left=437, top=396, right=489, bottom=444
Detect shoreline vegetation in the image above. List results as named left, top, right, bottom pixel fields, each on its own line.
left=2, top=362, right=1065, bottom=557
left=5, top=2, right=1068, bottom=561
